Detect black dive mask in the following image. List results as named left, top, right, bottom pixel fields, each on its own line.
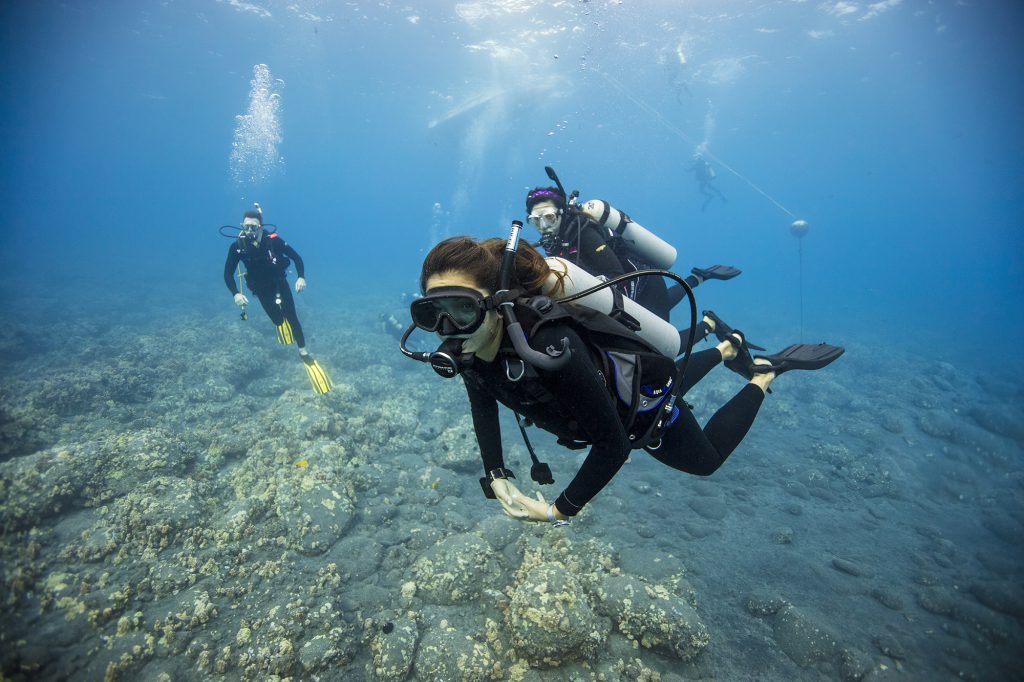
left=410, top=286, right=492, bottom=335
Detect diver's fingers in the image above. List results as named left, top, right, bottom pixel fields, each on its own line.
left=497, top=500, right=529, bottom=519
left=491, top=479, right=515, bottom=505
left=502, top=480, right=525, bottom=498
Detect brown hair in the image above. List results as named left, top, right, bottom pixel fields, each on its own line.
left=420, top=235, right=565, bottom=295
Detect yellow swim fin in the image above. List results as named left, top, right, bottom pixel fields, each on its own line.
left=276, top=319, right=294, bottom=345
left=302, top=355, right=332, bottom=394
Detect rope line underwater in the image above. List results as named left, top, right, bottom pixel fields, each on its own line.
left=590, top=66, right=811, bottom=339
left=592, top=68, right=798, bottom=220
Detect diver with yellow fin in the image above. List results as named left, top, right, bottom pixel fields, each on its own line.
left=221, top=204, right=332, bottom=394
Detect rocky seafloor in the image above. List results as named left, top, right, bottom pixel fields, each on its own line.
left=1, top=294, right=1022, bottom=681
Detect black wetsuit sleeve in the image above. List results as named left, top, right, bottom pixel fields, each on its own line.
left=279, top=242, right=305, bottom=278
left=224, top=245, right=241, bottom=295
left=531, top=324, right=632, bottom=516
left=464, top=377, right=504, bottom=472
left=577, top=224, right=626, bottom=282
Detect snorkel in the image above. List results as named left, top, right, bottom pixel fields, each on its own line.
left=544, top=166, right=579, bottom=209
left=496, top=220, right=571, bottom=371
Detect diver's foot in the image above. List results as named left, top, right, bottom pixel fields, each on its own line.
left=751, top=358, right=775, bottom=394
left=722, top=331, right=756, bottom=379
left=753, top=357, right=775, bottom=376
left=717, top=332, right=737, bottom=361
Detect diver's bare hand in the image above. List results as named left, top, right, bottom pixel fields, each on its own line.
left=490, top=479, right=530, bottom=519
left=492, top=480, right=566, bottom=523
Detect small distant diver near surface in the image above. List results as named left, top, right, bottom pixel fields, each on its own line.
left=691, top=153, right=727, bottom=211
left=220, top=204, right=332, bottom=394
left=525, top=166, right=740, bottom=334
left=399, top=225, right=844, bottom=523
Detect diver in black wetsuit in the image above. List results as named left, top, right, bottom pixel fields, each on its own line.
left=525, top=185, right=740, bottom=339
left=691, top=154, right=727, bottom=211
left=408, top=236, right=843, bottom=522
left=222, top=205, right=331, bottom=393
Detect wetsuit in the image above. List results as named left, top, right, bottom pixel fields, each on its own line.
left=223, top=232, right=307, bottom=347
left=462, top=321, right=764, bottom=517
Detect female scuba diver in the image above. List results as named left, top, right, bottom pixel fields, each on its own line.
left=222, top=205, right=332, bottom=394
left=525, top=167, right=741, bottom=325
left=403, top=233, right=843, bottom=523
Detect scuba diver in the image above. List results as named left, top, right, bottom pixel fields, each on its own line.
left=381, top=293, right=425, bottom=351
left=691, top=154, right=727, bottom=211
left=221, top=204, right=332, bottom=394
left=400, top=231, right=844, bottom=523
left=380, top=312, right=407, bottom=343
left=525, top=167, right=740, bottom=333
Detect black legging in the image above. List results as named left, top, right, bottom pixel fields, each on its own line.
left=255, top=279, right=306, bottom=348
left=645, top=347, right=765, bottom=475
left=638, top=275, right=701, bottom=323
left=635, top=276, right=670, bottom=320
left=677, top=316, right=712, bottom=357
left=665, top=276, right=699, bottom=313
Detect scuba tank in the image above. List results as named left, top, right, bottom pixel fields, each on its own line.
left=542, top=257, right=681, bottom=358
left=578, top=199, right=677, bottom=270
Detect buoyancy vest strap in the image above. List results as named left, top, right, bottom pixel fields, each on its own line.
left=609, top=287, right=642, bottom=332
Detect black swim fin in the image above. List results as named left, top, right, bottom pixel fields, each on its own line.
left=703, top=310, right=766, bottom=351
left=753, top=343, right=845, bottom=375
left=691, top=265, right=741, bottom=281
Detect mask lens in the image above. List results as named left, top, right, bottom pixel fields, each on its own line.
left=411, top=295, right=483, bottom=333
left=529, top=210, right=559, bottom=230
left=241, top=222, right=261, bottom=239
left=441, top=297, right=480, bottom=327
left=411, top=299, right=445, bottom=331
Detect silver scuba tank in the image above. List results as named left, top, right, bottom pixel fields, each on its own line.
left=578, top=199, right=677, bottom=270
left=542, top=257, right=681, bottom=358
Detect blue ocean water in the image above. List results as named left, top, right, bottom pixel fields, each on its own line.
left=2, top=0, right=1021, bottom=363
left=1, top=2, right=1022, bottom=680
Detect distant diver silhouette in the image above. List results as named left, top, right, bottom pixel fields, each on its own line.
left=691, top=154, right=728, bottom=211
